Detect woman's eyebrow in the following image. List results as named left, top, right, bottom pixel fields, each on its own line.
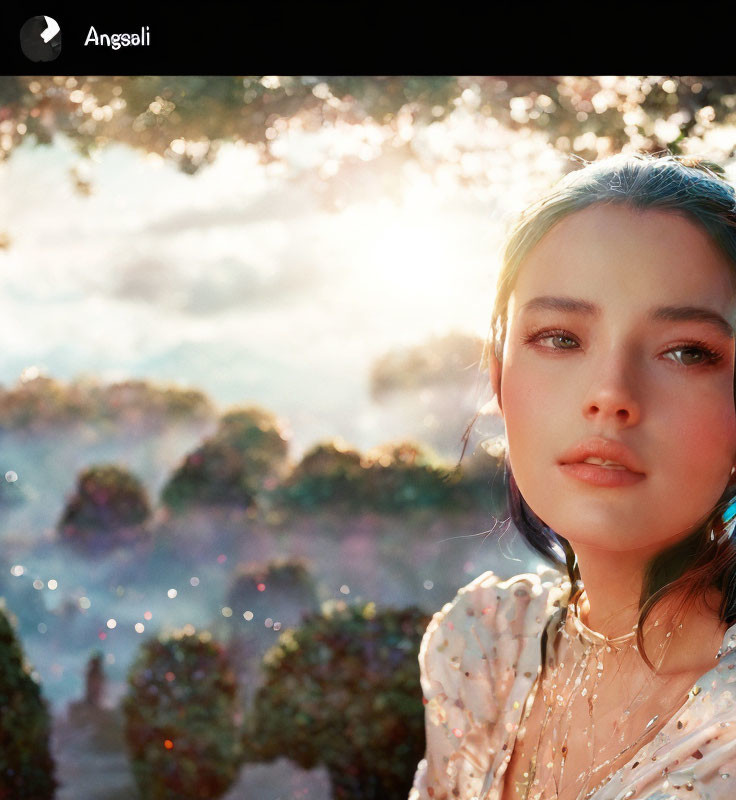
left=520, top=296, right=735, bottom=339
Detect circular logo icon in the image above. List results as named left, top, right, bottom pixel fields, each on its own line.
left=20, top=16, right=61, bottom=62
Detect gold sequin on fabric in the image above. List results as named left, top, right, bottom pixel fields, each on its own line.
left=409, top=568, right=736, bottom=800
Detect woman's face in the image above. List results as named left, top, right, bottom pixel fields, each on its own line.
left=494, top=203, right=736, bottom=553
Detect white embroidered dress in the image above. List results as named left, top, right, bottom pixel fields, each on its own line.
left=409, top=566, right=736, bottom=800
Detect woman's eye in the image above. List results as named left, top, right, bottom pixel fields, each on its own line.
left=663, top=345, right=721, bottom=367
left=544, top=335, right=578, bottom=349
left=524, top=330, right=579, bottom=350
left=524, top=330, right=723, bottom=368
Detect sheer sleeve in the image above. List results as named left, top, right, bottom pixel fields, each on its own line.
left=408, top=568, right=568, bottom=800
left=408, top=571, right=505, bottom=800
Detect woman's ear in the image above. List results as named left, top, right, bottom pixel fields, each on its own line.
left=488, top=348, right=503, bottom=416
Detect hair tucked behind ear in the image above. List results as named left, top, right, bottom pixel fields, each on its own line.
left=458, top=150, right=736, bottom=673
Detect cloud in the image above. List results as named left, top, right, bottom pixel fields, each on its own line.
left=142, top=190, right=313, bottom=236
left=111, top=253, right=322, bottom=315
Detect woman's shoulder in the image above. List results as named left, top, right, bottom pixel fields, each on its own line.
left=423, top=564, right=570, bottom=641
left=418, top=565, right=570, bottom=701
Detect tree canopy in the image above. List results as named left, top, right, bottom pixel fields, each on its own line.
left=1, top=76, right=734, bottom=203
left=246, top=600, right=429, bottom=799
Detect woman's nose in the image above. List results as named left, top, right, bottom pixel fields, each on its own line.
left=581, top=355, right=641, bottom=426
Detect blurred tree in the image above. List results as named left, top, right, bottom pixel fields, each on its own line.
left=269, top=440, right=364, bottom=511
left=361, top=440, right=459, bottom=511
left=223, top=558, right=320, bottom=675
left=0, top=76, right=734, bottom=209
left=65, top=650, right=125, bottom=752
left=84, top=650, right=105, bottom=708
left=160, top=405, right=288, bottom=513
left=449, top=438, right=507, bottom=513
left=270, top=438, right=463, bottom=513
left=123, top=630, right=242, bottom=800
left=57, top=463, right=152, bottom=554
left=245, top=600, right=429, bottom=800
left=226, top=557, right=319, bottom=625
left=161, top=438, right=257, bottom=511
left=0, top=604, right=56, bottom=799
left=0, top=374, right=90, bottom=433
left=216, top=408, right=290, bottom=484
left=96, top=379, right=214, bottom=434
left=0, top=373, right=214, bottom=435
left=0, top=76, right=456, bottom=171
left=370, top=331, right=484, bottom=398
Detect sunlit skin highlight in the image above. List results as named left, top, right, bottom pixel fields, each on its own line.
left=489, top=204, right=736, bottom=676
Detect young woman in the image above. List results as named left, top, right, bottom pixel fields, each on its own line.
left=409, top=152, right=736, bottom=800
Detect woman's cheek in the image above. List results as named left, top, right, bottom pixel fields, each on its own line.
left=503, top=358, right=569, bottom=431
left=502, top=368, right=558, bottom=477
left=667, top=394, right=736, bottom=473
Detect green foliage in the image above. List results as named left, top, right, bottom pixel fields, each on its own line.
left=365, top=441, right=460, bottom=510
left=216, top=408, right=289, bottom=484
left=450, top=442, right=507, bottom=513
left=0, top=77, right=458, bottom=173
left=123, top=631, right=242, bottom=800
left=246, top=601, right=430, bottom=800
left=0, top=374, right=214, bottom=435
left=0, top=605, right=56, bottom=799
left=58, top=463, right=152, bottom=554
left=1, top=76, right=735, bottom=204
left=270, top=441, right=364, bottom=511
left=271, top=439, right=461, bottom=513
left=161, top=406, right=288, bottom=513
left=160, top=438, right=257, bottom=511
left=96, top=379, right=214, bottom=431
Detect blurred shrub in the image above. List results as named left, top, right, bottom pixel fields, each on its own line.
left=245, top=601, right=429, bottom=800
left=57, top=464, right=152, bottom=554
left=270, top=438, right=463, bottom=513
left=0, top=604, right=56, bottom=799
left=269, top=441, right=363, bottom=511
left=0, top=374, right=214, bottom=435
left=449, top=440, right=506, bottom=512
left=226, top=557, right=319, bottom=625
left=216, top=408, right=289, bottom=482
left=370, top=331, right=484, bottom=398
left=224, top=558, right=320, bottom=669
left=363, top=441, right=459, bottom=511
left=123, top=630, right=242, bottom=800
left=0, top=375, right=86, bottom=433
left=161, top=406, right=289, bottom=513
left=97, top=379, right=214, bottom=433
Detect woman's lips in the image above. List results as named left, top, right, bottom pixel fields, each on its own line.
left=558, top=462, right=646, bottom=487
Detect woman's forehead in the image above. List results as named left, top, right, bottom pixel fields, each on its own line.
left=508, top=204, right=736, bottom=323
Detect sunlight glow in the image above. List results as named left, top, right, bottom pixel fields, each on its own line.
left=367, top=216, right=451, bottom=295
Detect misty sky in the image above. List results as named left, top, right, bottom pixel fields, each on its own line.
left=0, top=120, right=562, bottom=456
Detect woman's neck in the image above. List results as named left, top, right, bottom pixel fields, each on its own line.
left=573, top=544, right=646, bottom=636
left=573, top=543, right=727, bottom=677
